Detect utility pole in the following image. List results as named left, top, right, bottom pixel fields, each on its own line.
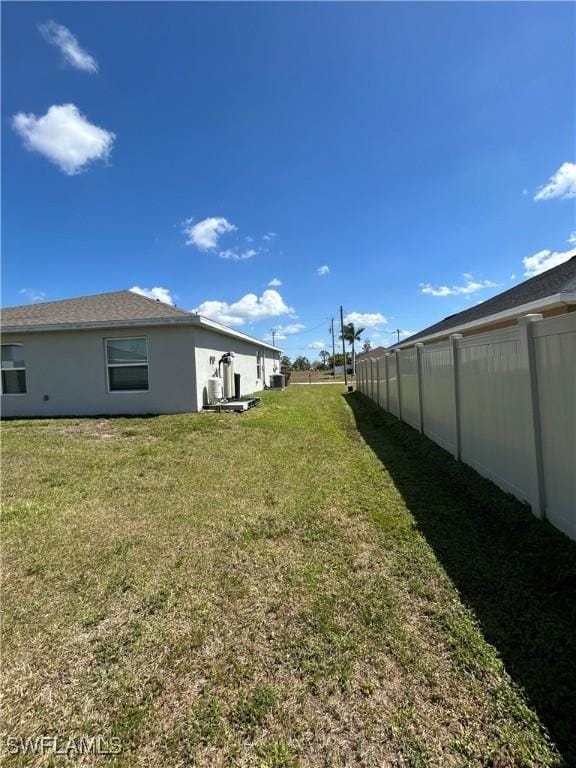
left=330, top=318, right=336, bottom=379
left=270, top=329, right=276, bottom=347
left=396, top=328, right=400, bottom=344
left=340, top=305, right=348, bottom=387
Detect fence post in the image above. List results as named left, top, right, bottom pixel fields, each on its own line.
left=375, top=357, right=381, bottom=407
left=396, top=349, right=403, bottom=422
left=385, top=354, right=390, bottom=411
left=518, top=314, right=546, bottom=519
left=416, top=343, right=424, bottom=434
left=450, top=334, right=463, bottom=461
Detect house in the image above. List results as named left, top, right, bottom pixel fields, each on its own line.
left=0, top=290, right=282, bottom=417
left=393, top=255, right=576, bottom=349
left=355, top=345, right=387, bottom=362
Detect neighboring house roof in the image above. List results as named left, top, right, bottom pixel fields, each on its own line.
left=396, top=256, right=576, bottom=348
left=1, top=289, right=281, bottom=352
left=1, top=290, right=191, bottom=328
left=355, top=345, right=387, bottom=361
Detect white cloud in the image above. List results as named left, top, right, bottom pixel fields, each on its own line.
left=183, top=217, right=236, bottom=251
left=263, top=232, right=277, bottom=241
left=130, top=285, right=174, bottom=305
left=534, top=162, right=576, bottom=201
left=308, top=340, right=326, bottom=350
left=219, top=248, right=257, bottom=261
left=523, top=248, right=575, bottom=277
left=344, top=311, right=387, bottom=327
left=12, top=104, right=115, bottom=175
left=265, top=322, right=305, bottom=340
left=568, top=232, right=576, bottom=245
left=193, top=289, right=295, bottom=326
left=39, top=20, right=98, bottom=73
left=317, top=265, right=330, bottom=276
left=19, top=288, right=47, bottom=303
left=420, top=277, right=498, bottom=297
left=268, top=278, right=282, bottom=287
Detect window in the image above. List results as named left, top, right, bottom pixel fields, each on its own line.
left=1, top=344, right=27, bottom=394
left=256, top=351, right=263, bottom=380
left=106, top=337, right=148, bottom=392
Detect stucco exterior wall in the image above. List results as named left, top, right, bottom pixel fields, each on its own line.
left=1, top=326, right=198, bottom=417
left=192, top=327, right=281, bottom=411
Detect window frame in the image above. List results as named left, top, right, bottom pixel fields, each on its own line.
left=105, top=336, right=150, bottom=394
left=256, top=350, right=263, bottom=380
left=1, top=343, right=27, bottom=396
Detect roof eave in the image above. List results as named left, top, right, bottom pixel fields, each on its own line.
left=194, top=315, right=282, bottom=352
left=1, top=316, right=198, bottom=334
left=1, top=313, right=282, bottom=352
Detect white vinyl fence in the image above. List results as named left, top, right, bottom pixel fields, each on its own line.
left=356, top=313, right=576, bottom=540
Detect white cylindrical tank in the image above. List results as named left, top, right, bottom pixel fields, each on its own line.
left=207, top=377, right=223, bottom=404
left=222, top=353, right=235, bottom=399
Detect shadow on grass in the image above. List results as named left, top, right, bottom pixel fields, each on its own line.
left=344, top=391, right=576, bottom=766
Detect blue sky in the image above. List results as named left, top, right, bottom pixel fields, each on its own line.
left=2, top=2, right=575, bottom=357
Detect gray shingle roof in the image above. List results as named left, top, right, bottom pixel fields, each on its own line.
left=1, top=290, right=194, bottom=329
left=355, top=345, right=387, bottom=361
left=399, top=256, right=576, bottom=346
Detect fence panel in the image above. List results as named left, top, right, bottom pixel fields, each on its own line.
left=364, top=360, right=372, bottom=397
left=421, top=341, right=456, bottom=454
left=533, top=314, right=576, bottom=539
left=355, top=313, right=575, bottom=540
left=377, top=357, right=387, bottom=408
left=387, top=354, right=399, bottom=416
left=458, top=327, right=533, bottom=502
left=398, top=348, right=420, bottom=430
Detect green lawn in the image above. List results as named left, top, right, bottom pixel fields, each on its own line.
left=288, top=370, right=346, bottom=383
left=2, top=386, right=575, bottom=767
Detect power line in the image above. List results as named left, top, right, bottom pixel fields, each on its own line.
left=269, top=317, right=332, bottom=345
left=380, top=328, right=402, bottom=344
left=282, top=318, right=331, bottom=337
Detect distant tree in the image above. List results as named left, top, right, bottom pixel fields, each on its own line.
left=362, top=340, right=372, bottom=353
left=330, top=352, right=352, bottom=367
left=318, top=350, right=330, bottom=368
left=280, top=355, right=292, bottom=369
left=293, top=355, right=311, bottom=371
left=340, top=323, right=365, bottom=375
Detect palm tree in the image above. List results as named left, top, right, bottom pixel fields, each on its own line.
left=340, top=323, right=365, bottom=376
